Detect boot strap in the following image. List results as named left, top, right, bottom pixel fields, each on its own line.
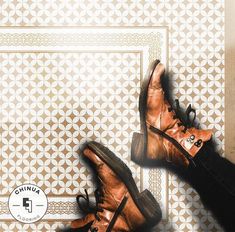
left=149, top=125, right=196, bottom=167
left=106, top=196, right=128, bottom=232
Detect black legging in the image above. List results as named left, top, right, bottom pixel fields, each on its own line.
left=185, top=143, right=235, bottom=231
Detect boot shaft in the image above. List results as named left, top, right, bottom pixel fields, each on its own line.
left=132, top=60, right=212, bottom=167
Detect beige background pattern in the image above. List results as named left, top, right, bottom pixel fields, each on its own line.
left=0, top=1, right=225, bottom=232
left=225, top=0, right=235, bottom=163
left=0, top=52, right=143, bottom=196
left=0, top=28, right=169, bottom=229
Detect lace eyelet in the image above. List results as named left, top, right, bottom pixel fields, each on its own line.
left=190, top=135, right=195, bottom=140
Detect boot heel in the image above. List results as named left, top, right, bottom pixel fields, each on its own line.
left=131, top=132, right=145, bottom=164
left=137, top=189, right=162, bottom=226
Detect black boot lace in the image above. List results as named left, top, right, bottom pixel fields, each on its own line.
left=76, top=188, right=104, bottom=231
left=168, top=99, right=198, bottom=133
left=76, top=188, right=128, bottom=232
left=150, top=99, right=198, bottom=166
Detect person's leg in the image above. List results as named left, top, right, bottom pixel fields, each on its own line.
left=131, top=60, right=235, bottom=231
left=186, top=143, right=235, bottom=231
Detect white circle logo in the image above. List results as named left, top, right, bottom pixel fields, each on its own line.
left=8, top=184, right=48, bottom=223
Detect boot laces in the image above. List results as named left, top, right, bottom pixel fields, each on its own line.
left=76, top=188, right=104, bottom=231
left=76, top=188, right=128, bottom=232
left=168, top=99, right=198, bottom=133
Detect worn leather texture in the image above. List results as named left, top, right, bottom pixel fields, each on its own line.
left=146, top=63, right=212, bottom=166
left=71, top=148, right=146, bottom=232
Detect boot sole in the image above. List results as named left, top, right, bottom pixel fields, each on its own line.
left=86, top=141, right=162, bottom=228
left=131, top=59, right=160, bottom=165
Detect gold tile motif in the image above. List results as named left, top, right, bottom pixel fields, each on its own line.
left=0, top=1, right=224, bottom=231
left=0, top=28, right=169, bottom=230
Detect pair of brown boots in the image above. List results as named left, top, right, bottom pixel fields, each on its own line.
left=70, top=60, right=212, bottom=232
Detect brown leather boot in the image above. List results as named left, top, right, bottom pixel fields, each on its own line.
left=131, top=60, right=212, bottom=167
left=71, top=141, right=162, bottom=231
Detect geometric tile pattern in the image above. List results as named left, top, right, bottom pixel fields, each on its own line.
left=0, top=1, right=224, bottom=231
left=0, top=52, right=143, bottom=196
left=0, top=28, right=169, bottom=230
left=0, top=45, right=168, bottom=224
